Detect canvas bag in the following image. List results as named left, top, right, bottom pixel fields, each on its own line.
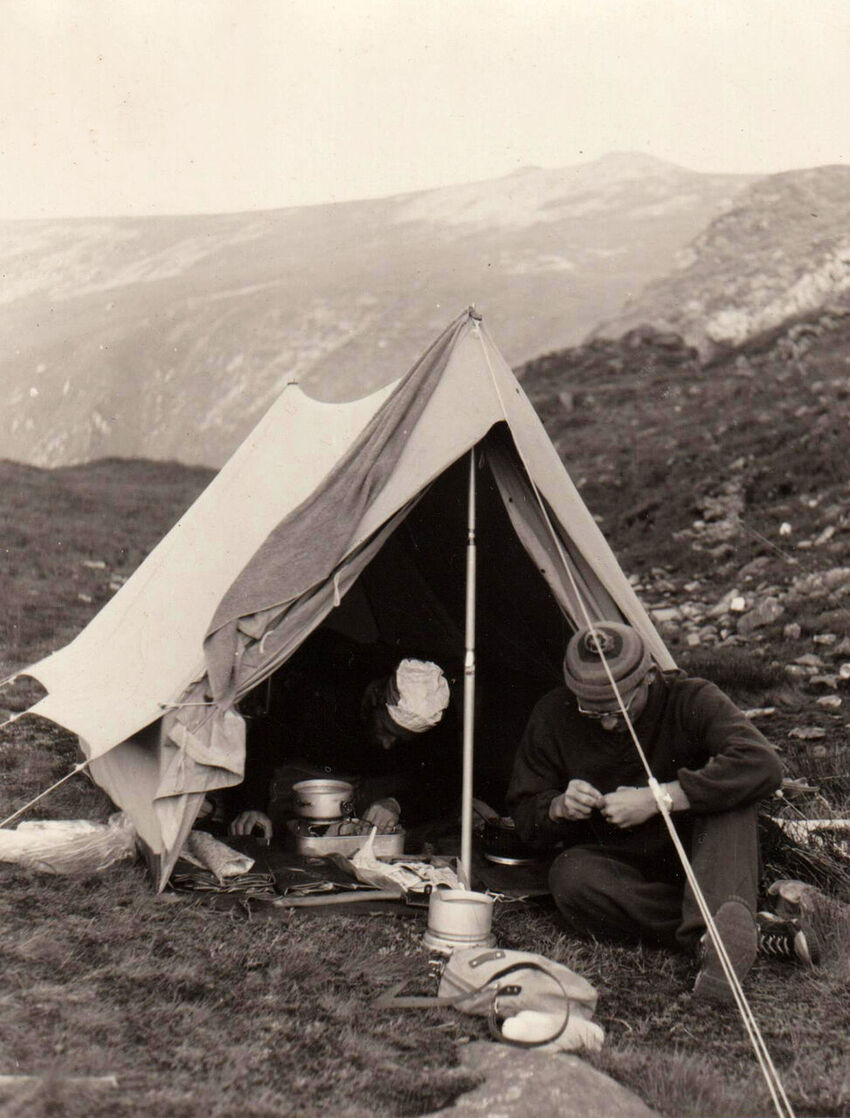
left=375, top=946, right=598, bottom=1048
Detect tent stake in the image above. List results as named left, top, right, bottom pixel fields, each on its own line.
left=460, top=449, right=477, bottom=888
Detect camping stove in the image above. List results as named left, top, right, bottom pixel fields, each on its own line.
left=287, top=816, right=406, bottom=857
left=289, top=780, right=405, bottom=855
left=291, top=818, right=349, bottom=835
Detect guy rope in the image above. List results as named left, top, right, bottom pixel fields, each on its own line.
left=475, top=317, right=796, bottom=1118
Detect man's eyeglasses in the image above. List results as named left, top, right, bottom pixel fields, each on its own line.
left=577, top=688, right=639, bottom=721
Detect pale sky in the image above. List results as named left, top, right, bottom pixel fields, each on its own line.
left=1, top=0, right=848, bottom=220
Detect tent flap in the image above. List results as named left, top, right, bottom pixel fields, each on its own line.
left=203, top=310, right=472, bottom=700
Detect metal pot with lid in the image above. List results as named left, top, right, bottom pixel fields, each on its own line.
left=292, top=779, right=356, bottom=821
left=481, top=816, right=540, bottom=865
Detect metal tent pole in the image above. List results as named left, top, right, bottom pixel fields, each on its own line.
left=459, top=449, right=477, bottom=888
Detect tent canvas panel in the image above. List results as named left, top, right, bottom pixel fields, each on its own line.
left=25, top=380, right=398, bottom=754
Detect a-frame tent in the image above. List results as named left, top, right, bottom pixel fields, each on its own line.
left=20, top=309, right=674, bottom=889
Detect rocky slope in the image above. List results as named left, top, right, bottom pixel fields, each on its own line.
left=594, top=165, right=850, bottom=358
left=1, top=153, right=752, bottom=468
left=520, top=308, right=850, bottom=792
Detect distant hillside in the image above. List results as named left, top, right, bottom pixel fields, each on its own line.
left=594, top=165, right=850, bottom=357
left=1, top=153, right=753, bottom=468
left=0, top=458, right=213, bottom=669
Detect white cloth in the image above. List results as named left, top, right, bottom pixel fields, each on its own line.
left=386, top=659, right=450, bottom=734
left=501, top=1011, right=605, bottom=1052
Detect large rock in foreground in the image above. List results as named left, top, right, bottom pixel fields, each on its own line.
left=424, top=1041, right=656, bottom=1117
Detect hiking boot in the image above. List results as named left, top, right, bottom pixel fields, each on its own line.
left=757, top=911, right=822, bottom=967
left=693, top=899, right=758, bottom=1003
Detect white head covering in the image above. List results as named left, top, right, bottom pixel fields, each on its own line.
left=386, top=659, right=450, bottom=734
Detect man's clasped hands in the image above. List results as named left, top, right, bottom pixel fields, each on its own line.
left=548, top=778, right=661, bottom=830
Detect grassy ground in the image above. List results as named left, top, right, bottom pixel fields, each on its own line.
left=2, top=315, right=850, bottom=1116
left=0, top=863, right=486, bottom=1118
left=0, top=834, right=848, bottom=1118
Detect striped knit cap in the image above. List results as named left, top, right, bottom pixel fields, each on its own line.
left=563, top=623, right=651, bottom=703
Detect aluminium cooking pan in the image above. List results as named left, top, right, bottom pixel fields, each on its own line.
left=292, top=779, right=356, bottom=820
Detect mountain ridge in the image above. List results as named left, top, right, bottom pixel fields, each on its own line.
left=593, top=164, right=850, bottom=356
left=4, top=154, right=847, bottom=469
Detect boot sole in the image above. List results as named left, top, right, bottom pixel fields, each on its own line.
left=694, top=900, right=758, bottom=1003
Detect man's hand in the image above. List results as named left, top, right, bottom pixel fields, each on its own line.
left=600, top=786, right=656, bottom=829
left=229, top=810, right=273, bottom=839
left=549, top=779, right=604, bottom=822
left=362, top=798, right=401, bottom=831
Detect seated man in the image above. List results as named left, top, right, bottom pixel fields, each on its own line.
left=228, top=630, right=454, bottom=839
left=507, top=621, right=818, bottom=1002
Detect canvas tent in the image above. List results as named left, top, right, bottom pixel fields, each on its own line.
left=19, top=309, right=674, bottom=889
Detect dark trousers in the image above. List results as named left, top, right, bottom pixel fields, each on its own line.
left=547, top=803, right=761, bottom=952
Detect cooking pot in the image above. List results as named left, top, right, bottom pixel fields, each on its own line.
left=423, top=888, right=496, bottom=952
left=292, top=779, right=355, bottom=820
left=480, top=817, right=540, bottom=865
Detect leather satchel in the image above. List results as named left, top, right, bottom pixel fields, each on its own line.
left=375, top=946, right=598, bottom=1049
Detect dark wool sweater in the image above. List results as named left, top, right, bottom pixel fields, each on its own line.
left=506, top=676, right=783, bottom=858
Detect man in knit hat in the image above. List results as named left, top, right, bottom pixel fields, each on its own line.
left=507, top=621, right=818, bottom=1002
